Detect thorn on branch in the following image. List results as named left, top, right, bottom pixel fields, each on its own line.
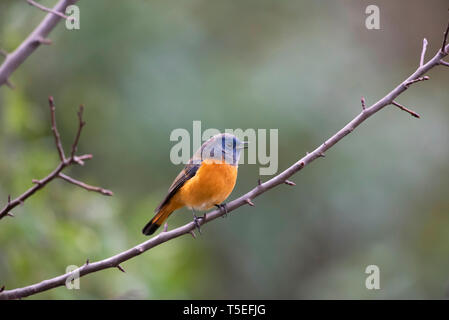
left=318, top=152, right=325, bottom=158
left=420, top=38, right=428, bottom=67
left=163, top=223, right=168, bottom=232
left=85, top=259, right=90, bottom=266
left=361, top=96, right=366, bottom=110
left=189, top=230, right=197, bottom=239
left=405, top=76, right=429, bottom=87
left=32, top=179, right=42, bottom=185
left=245, top=198, right=255, bottom=207
left=0, top=285, right=5, bottom=293
left=284, top=180, right=296, bottom=186
left=257, top=178, right=262, bottom=186
left=116, top=265, right=126, bottom=273
left=0, top=49, right=8, bottom=58
left=391, top=101, right=420, bottom=119
left=35, top=36, right=52, bottom=45
left=5, top=79, right=15, bottom=89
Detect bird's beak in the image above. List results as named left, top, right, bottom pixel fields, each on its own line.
left=237, top=141, right=249, bottom=149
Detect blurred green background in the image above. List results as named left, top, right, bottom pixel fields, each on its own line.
left=1, top=0, right=448, bottom=299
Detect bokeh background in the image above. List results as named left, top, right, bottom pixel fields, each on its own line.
left=0, top=0, right=448, bottom=299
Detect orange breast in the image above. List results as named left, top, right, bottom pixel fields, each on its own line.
left=179, top=160, right=238, bottom=211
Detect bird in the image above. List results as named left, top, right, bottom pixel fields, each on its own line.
left=142, top=133, right=247, bottom=236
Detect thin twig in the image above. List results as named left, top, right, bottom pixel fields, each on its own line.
left=442, top=21, right=449, bottom=54
left=70, top=105, right=86, bottom=161
left=48, top=96, right=65, bottom=162
left=391, top=101, right=420, bottom=119
left=1, top=18, right=449, bottom=301
left=58, top=173, right=113, bottom=196
left=404, top=76, right=429, bottom=87
left=420, top=38, right=428, bottom=67
left=27, top=0, right=72, bottom=21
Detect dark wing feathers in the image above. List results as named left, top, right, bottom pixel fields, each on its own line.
left=154, top=162, right=200, bottom=213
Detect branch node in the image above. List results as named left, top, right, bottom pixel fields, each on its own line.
left=32, top=179, right=42, bottom=185
left=318, top=152, right=325, bottom=158
left=391, top=101, right=421, bottom=119
left=284, top=180, right=296, bottom=186
left=0, top=285, right=5, bottom=293
left=439, top=60, right=449, bottom=67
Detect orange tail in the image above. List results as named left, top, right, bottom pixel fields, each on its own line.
left=142, top=201, right=181, bottom=236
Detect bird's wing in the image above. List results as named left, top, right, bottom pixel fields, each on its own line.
left=154, top=161, right=200, bottom=213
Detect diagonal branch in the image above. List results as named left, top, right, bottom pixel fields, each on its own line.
left=1, top=20, right=448, bottom=300
left=0, top=97, right=112, bottom=221
left=0, top=0, right=79, bottom=88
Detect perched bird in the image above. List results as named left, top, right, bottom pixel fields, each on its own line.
left=142, top=133, right=247, bottom=235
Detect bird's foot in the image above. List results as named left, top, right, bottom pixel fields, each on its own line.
left=215, top=203, right=228, bottom=218
left=192, top=213, right=202, bottom=235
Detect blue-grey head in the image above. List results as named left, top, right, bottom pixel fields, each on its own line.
left=192, top=133, right=248, bottom=166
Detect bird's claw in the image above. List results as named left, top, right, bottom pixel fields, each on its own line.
left=192, top=214, right=202, bottom=235
left=215, top=203, right=228, bottom=218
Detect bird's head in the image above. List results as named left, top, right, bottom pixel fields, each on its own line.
left=192, top=133, right=248, bottom=166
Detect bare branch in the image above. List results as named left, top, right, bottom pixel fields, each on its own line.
left=391, top=101, right=420, bottom=119
left=0, top=98, right=111, bottom=221
left=440, top=60, right=449, bottom=67
left=420, top=38, right=428, bottom=67
left=0, top=0, right=79, bottom=88
left=1, top=18, right=449, bottom=301
left=58, top=173, right=113, bottom=196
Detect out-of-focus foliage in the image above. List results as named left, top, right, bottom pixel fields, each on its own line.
left=0, top=0, right=448, bottom=299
